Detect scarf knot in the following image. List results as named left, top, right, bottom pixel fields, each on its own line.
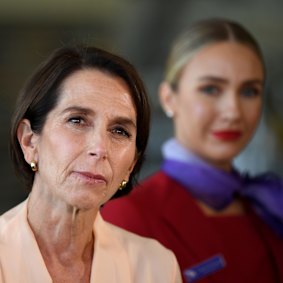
left=161, top=138, right=283, bottom=237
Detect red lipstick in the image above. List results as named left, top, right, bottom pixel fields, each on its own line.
left=212, top=131, right=242, bottom=141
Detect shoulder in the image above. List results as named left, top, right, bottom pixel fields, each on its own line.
left=0, top=201, right=25, bottom=243
left=101, top=171, right=171, bottom=231
left=137, top=170, right=175, bottom=192
left=103, top=170, right=179, bottom=210
left=0, top=201, right=27, bottom=276
left=101, top=170, right=196, bottom=234
left=102, top=169, right=194, bottom=215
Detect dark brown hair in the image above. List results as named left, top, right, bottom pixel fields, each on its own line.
left=10, top=46, right=150, bottom=198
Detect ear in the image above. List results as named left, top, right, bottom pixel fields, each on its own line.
left=17, top=119, right=39, bottom=164
left=122, top=153, right=138, bottom=182
left=158, top=81, right=176, bottom=118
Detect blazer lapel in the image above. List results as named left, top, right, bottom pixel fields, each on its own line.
left=90, top=213, right=132, bottom=283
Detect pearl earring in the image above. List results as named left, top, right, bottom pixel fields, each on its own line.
left=165, top=109, right=173, bottom=118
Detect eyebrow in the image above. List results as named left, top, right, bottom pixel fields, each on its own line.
left=61, top=106, right=94, bottom=115
left=61, top=106, right=137, bottom=128
left=199, top=76, right=264, bottom=86
left=114, top=117, right=137, bottom=129
left=242, top=79, right=264, bottom=86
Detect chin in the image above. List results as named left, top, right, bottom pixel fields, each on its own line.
left=205, top=153, right=236, bottom=171
left=210, top=144, right=243, bottom=160
left=67, top=191, right=107, bottom=211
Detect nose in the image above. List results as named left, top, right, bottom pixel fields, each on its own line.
left=87, top=130, right=108, bottom=160
left=220, top=93, right=242, bottom=122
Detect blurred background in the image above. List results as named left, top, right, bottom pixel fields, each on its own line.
left=1, top=0, right=283, bottom=213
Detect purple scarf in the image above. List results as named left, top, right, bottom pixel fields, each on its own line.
left=161, top=138, right=283, bottom=237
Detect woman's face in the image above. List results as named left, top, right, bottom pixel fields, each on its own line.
left=29, top=69, right=137, bottom=210
left=163, top=42, right=264, bottom=170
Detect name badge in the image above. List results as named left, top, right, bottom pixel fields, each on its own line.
left=184, top=254, right=226, bottom=282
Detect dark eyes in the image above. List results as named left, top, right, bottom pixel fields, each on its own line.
left=68, top=116, right=85, bottom=125
left=111, top=127, right=130, bottom=138
left=68, top=117, right=131, bottom=138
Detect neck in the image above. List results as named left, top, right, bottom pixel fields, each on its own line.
left=163, top=138, right=233, bottom=172
left=27, top=188, right=96, bottom=264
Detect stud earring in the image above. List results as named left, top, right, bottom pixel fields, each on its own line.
left=30, top=161, right=38, bottom=172
left=119, top=180, right=127, bottom=190
left=165, top=109, right=173, bottom=118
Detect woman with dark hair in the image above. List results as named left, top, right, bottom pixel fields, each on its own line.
left=0, top=46, right=182, bottom=283
left=102, top=18, right=283, bottom=283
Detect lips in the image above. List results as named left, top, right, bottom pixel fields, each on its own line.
left=73, top=171, right=107, bottom=184
left=212, top=130, right=242, bottom=141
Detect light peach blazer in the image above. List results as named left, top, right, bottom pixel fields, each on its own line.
left=0, top=200, right=182, bottom=283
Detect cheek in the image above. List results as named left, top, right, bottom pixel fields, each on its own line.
left=244, top=103, right=262, bottom=129
left=39, top=131, right=80, bottom=168
left=185, top=100, right=214, bottom=127
left=194, top=103, right=212, bottom=118
left=114, top=146, right=136, bottom=177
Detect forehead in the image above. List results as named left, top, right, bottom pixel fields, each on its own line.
left=56, top=68, right=136, bottom=110
left=181, top=42, right=264, bottom=80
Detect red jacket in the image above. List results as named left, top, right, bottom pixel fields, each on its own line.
left=102, top=171, right=283, bottom=283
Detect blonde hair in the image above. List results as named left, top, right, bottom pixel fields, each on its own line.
left=165, top=18, right=265, bottom=90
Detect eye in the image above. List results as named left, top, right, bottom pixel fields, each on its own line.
left=199, top=85, right=220, bottom=96
left=241, top=86, right=261, bottom=98
left=68, top=116, right=85, bottom=125
left=111, top=127, right=130, bottom=138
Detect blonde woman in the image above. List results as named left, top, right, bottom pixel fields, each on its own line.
left=103, top=18, right=283, bottom=283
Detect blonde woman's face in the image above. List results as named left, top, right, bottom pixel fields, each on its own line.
left=170, top=42, right=264, bottom=171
